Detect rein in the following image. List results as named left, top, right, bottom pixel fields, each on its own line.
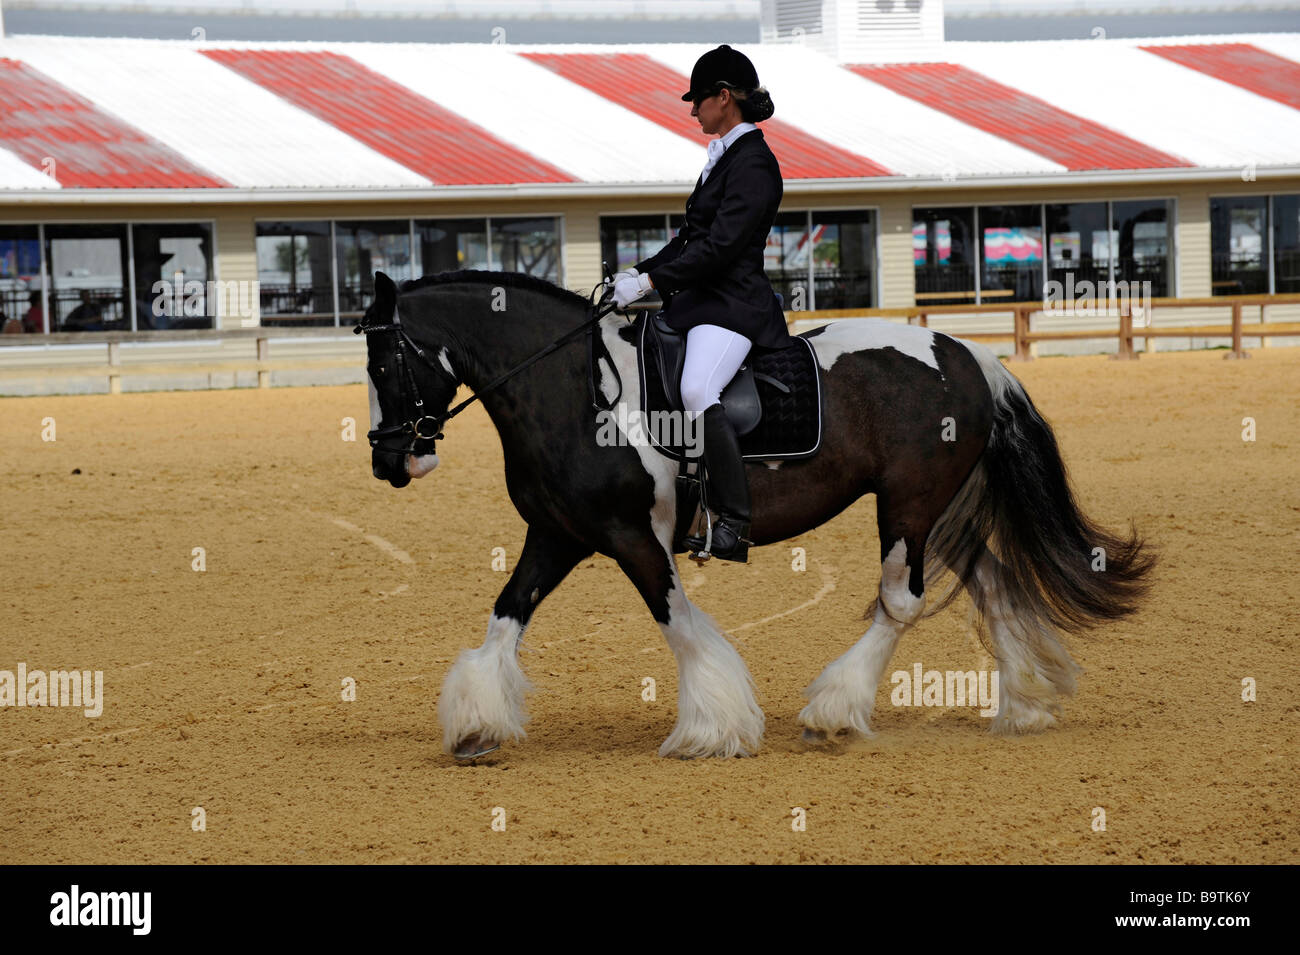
left=356, top=280, right=623, bottom=456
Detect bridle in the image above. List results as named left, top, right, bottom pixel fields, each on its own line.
left=355, top=279, right=621, bottom=459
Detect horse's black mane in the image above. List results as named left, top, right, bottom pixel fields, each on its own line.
left=398, top=270, right=590, bottom=309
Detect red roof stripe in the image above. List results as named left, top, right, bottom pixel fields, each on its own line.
left=1141, top=43, right=1300, bottom=112
left=848, top=62, right=1191, bottom=172
left=0, top=58, right=227, bottom=188
left=201, top=49, right=575, bottom=185
left=520, top=52, right=892, bottom=179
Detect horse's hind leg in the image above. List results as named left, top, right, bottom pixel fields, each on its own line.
left=966, top=546, right=1082, bottom=734
left=800, top=531, right=926, bottom=740
left=438, top=525, right=592, bottom=758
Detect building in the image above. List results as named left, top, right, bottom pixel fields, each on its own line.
left=1, top=17, right=1298, bottom=344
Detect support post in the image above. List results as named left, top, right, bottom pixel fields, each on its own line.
left=257, top=336, right=271, bottom=388
left=107, top=340, right=121, bottom=394
left=1225, top=301, right=1250, bottom=359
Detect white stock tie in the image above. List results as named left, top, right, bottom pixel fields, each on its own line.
left=699, top=138, right=727, bottom=184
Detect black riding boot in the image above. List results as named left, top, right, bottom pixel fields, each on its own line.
left=686, top=403, right=752, bottom=562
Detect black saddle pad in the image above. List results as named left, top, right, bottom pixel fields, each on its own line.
left=635, top=314, right=824, bottom=462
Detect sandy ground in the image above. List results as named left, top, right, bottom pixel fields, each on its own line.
left=1, top=346, right=1296, bottom=864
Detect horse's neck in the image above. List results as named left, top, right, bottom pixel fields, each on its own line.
left=424, top=282, right=583, bottom=394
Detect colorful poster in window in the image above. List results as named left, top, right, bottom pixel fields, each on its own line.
left=984, top=226, right=1042, bottom=264
left=1050, top=231, right=1081, bottom=267
left=913, top=221, right=951, bottom=266
left=0, top=239, right=40, bottom=278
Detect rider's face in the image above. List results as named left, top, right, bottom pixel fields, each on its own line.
left=691, top=89, right=728, bottom=136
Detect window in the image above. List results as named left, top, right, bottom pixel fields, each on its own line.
left=335, top=220, right=414, bottom=319
left=44, top=224, right=129, bottom=333
left=1275, top=195, right=1300, bottom=294
left=980, top=205, right=1043, bottom=304
left=914, top=206, right=977, bottom=305
left=601, top=209, right=875, bottom=310
left=1047, top=202, right=1109, bottom=293
left=599, top=215, right=670, bottom=274
left=0, top=225, right=41, bottom=333
left=256, top=221, right=334, bottom=328
left=917, top=199, right=1174, bottom=304
left=1211, top=197, right=1267, bottom=295
left=492, top=217, right=560, bottom=283
left=132, top=222, right=214, bottom=330
left=810, top=209, right=875, bottom=310
left=1114, top=199, right=1172, bottom=297
left=765, top=211, right=813, bottom=309
left=415, top=218, right=488, bottom=274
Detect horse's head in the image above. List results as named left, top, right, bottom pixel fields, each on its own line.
left=356, top=271, right=460, bottom=488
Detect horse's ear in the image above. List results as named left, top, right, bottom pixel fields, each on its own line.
left=374, top=271, right=398, bottom=320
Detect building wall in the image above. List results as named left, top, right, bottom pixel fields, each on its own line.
left=3, top=172, right=1298, bottom=329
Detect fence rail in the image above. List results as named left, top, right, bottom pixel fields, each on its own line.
left=792, top=292, right=1300, bottom=361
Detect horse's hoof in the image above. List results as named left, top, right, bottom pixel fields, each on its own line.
left=801, top=728, right=829, bottom=744
left=453, top=736, right=500, bottom=760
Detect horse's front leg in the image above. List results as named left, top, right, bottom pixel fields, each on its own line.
left=615, top=534, right=765, bottom=758
left=438, top=525, right=592, bottom=758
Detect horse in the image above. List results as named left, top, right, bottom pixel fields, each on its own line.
left=358, top=269, right=1154, bottom=759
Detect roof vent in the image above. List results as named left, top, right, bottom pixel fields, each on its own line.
left=761, top=0, right=945, bottom=63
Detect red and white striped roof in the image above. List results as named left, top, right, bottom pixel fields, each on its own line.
left=1, top=33, right=1299, bottom=196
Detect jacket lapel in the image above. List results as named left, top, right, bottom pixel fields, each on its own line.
left=685, top=129, right=763, bottom=210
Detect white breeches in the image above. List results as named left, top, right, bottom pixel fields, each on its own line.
left=679, top=324, right=753, bottom=416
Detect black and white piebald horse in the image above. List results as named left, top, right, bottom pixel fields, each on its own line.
left=359, top=270, right=1153, bottom=759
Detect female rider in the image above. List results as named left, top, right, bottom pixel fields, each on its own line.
left=611, top=44, right=791, bottom=563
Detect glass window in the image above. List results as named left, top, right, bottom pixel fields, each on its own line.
left=335, top=220, right=414, bottom=321
left=256, top=221, right=334, bottom=328
left=1047, top=202, right=1110, bottom=296
left=980, top=205, right=1043, bottom=304
left=0, top=224, right=42, bottom=334
left=492, top=217, right=561, bottom=282
left=599, top=214, right=669, bottom=274
left=1211, top=196, right=1268, bottom=296
left=765, top=211, right=813, bottom=310
left=1114, top=199, right=1173, bottom=297
left=132, top=222, right=213, bottom=330
left=913, top=206, right=976, bottom=305
left=1274, top=195, right=1300, bottom=294
left=44, top=223, right=128, bottom=333
left=810, top=209, right=875, bottom=310
left=414, top=218, right=488, bottom=275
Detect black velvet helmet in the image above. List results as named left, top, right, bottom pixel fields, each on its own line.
left=681, top=44, right=760, bottom=102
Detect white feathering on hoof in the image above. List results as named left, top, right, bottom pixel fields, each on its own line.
left=437, top=614, right=532, bottom=755
left=658, top=596, right=765, bottom=759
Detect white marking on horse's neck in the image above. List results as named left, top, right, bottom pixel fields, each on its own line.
left=438, top=346, right=455, bottom=377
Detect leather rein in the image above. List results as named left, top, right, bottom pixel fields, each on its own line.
left=355, top=281, right=622, bottom=458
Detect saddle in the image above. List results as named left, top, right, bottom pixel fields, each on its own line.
left=634, top=310, right=824, bottom=462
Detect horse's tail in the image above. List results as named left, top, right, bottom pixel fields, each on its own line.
left=922, top=339, right=1156, bottom=654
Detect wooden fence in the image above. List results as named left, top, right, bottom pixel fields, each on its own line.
left=795, top=292, right=1300, bottom=361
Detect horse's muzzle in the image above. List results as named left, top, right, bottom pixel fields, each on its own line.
left=372, top=448, right=411, bottom=488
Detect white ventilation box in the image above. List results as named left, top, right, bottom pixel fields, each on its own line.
left=761, top=0, right=945, bottom=63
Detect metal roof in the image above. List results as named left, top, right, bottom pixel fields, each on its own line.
left=1140, top=42, right=1300, bottom=113
left=0, top=33, right=1297, bottom=196
left=847, top=62, right=1191, bottom=172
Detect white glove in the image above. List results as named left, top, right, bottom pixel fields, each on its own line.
left=613, top=271, right=654, bottom=308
